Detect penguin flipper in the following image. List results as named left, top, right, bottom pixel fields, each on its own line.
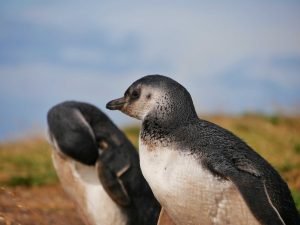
left=96, top=158, right=131, bottom=206
left=208, top=160, right=290, bottom=225
left=231, top=156, right=261, bottom=177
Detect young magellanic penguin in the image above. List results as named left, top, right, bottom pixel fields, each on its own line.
left=47, top=101, right=160, bottom=225
left=106, top=75, right=300, bottom=225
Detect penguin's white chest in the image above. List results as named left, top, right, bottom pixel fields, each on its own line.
left=52, top=152, right=127, bottom=225
left=74, top=162, right=127, bottom=225
left=139, top=142, right=260, bottom=225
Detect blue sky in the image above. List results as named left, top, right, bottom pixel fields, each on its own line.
left=0, top=1, right=300, bottom=140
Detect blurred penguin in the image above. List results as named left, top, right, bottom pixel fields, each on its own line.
left=47, top=101, right=160, bottom=225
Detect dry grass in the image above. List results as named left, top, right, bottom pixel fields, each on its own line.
left=0, top=138, right=57, bottom=187
left=0, top=185, right=84, bottom=225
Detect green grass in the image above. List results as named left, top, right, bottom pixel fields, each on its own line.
left=0, top=138, right=58, bottom=186
left=292, top=190, right=300, bottom=212
left=123, top=126, right=140, bottom=148
left=0, top=114, right=299, bottom=210
left=294, top=143, right=300, bottom=154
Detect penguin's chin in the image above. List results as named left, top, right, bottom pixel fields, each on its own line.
left=121, top=107, right=144, bottom=120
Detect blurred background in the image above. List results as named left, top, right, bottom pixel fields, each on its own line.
left=0, top=1, right=299, bottom=224
left=1, top=0, right=300, bottom=140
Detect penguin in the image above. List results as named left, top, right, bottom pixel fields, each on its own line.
left=106, top=75, right=300, bottom=225
left=47, top=101, right=161, bottom=225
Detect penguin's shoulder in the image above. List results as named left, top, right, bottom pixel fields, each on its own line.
left=172, top=119, right=264, bottom=176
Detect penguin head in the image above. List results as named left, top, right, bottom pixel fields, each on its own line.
left=106, top=75, right=197, bottom=123
left=47, top=101, right=125, bottom=166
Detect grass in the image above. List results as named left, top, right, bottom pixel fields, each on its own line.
left=0, top=138, right=58, bottom=186
left=0, top=114, right=299, bottom=210
left=294, top=143, right=300, bottom=154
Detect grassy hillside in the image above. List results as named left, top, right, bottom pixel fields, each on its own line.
left=0, top=114, right=299, bottom=210
left=0, top=138, right=57, bottom=186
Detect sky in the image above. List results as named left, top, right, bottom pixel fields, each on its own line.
left=0, top=1, right=300, bottom=141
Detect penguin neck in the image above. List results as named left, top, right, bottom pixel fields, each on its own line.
left=140, top=99, right=198, bottom=145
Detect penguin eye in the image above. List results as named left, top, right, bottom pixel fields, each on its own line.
left=131, top=90, right=140, bottom=99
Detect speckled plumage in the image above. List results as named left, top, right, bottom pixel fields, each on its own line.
left=107, top=75, right=300, bottom=225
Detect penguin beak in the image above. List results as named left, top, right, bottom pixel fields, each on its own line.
left=106, top=97, right=126, bottom=110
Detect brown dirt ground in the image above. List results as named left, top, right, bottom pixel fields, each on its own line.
left=0, top=185, right=85, bottom=225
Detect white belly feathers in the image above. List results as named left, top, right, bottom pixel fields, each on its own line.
left=52, top=151, right=127, bottom=225
left=139, top=141, right=260, bottom=225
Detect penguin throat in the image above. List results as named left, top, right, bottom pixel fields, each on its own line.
left=140, top=112, right=196, bottom=149
left=140, top=118, right=172, bottom=148
left=140, top=91, right=197, bottom=147
left=146, top=100, right=197, bottom=127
